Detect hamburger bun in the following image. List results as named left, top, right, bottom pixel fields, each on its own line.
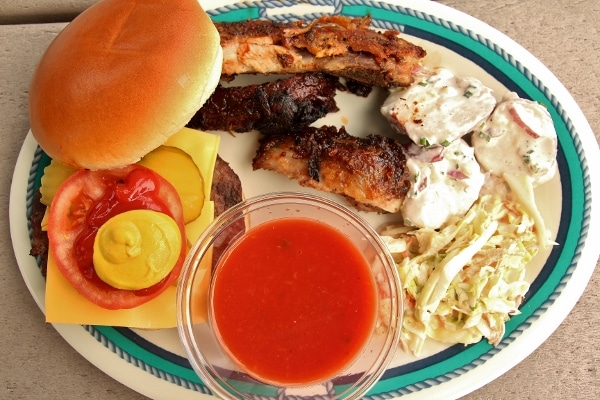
left=28, top=0, right=222, bottom=170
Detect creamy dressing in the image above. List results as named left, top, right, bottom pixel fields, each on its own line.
left=401, top=139, right=485, bottom=229
left=378, top=69, right=556, bottom=230
left=472, top=92, right=557, bottom=185
left=381, top=68, right=496, bottom=147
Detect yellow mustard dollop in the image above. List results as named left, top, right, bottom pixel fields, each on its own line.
left=93, top=210, right=182, bottom=290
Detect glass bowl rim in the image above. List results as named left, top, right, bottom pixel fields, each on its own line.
left=176, top=191, right=403, bottom=399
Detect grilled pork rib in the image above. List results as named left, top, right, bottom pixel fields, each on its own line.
left=187, top=73, right=339, bottom=135
left=253, top=126, right=412, bottom=213
left=216, top=16, right=426, bottom=88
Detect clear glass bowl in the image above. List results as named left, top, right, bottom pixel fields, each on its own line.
left=177, top=192, right=402, bottom=399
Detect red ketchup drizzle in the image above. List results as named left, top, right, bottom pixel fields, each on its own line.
left=73, top=167, right=174, bottom=295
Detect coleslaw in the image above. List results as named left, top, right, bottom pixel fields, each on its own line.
left=381, top=188, right=543, bottom=356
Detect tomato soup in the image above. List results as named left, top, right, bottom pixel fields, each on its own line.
left=210, top=217, right=378, bottom=386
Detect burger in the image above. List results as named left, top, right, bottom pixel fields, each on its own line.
left=27, top=0, right=241, bottom=329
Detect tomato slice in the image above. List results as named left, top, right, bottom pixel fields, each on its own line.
left=47, top=165, right=186, bottom=310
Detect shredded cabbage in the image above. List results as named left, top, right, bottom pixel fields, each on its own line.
left=380, top=193, right=540, bottom=356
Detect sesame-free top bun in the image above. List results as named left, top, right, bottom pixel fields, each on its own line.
left=28, top=0, right=222, bottom=170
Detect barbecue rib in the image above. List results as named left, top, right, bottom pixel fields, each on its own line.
left=216, top=15, right=426, bottom=88
left=252, top=126, right=412, bottom=213
left=187, top=73, right=339, bottom=135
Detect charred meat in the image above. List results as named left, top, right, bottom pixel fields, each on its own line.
left=216, top=15, right=426, bottom=88
left=209, top=155, right=245, bottom=267
left=187, top=73, right=339, bottom=135
left=29, top=189, right=49, bottom=276
left=211, top=155, right=244, bottom=216
left=252, top=125, right=412, bottom=213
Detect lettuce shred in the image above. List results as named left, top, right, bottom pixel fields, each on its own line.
left=380, top=193, right=540, bottom=356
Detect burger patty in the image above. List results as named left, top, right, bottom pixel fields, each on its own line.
left=211, top=155, right=244, bottom=217
left=29, top=189, right=49, bottom=275
left=29, top=154, right=243, bottom=276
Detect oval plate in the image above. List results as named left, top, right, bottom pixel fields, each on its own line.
left=9, top=0, right=600, bottom=399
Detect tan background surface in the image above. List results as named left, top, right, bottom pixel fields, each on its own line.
left=1, top=1, right=598, bottom=399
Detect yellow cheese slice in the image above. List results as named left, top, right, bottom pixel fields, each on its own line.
left=45, top=201, right=214, bottom=329
left=44, top=129, right=220, bottom=328
left=45, top=251, right=178, bottom=328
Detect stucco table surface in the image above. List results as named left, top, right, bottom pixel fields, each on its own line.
left=0, top=0, right=96, bottom=23
left=0, top=0, right=598, bottom=399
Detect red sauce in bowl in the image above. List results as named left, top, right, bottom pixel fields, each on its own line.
left=211, top=217, right=378, bottom=386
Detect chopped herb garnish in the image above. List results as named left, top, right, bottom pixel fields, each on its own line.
left=524, top=150, right=535, bottom=165
left=478, top=131, right=491, bottom=142
left=441, top=139, right=452, bottom=147
left=418, top=81, right=428, bottom=87
left=419, top=137, right=431, bottom=147
left=463, top=84, right=477, bottom=98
